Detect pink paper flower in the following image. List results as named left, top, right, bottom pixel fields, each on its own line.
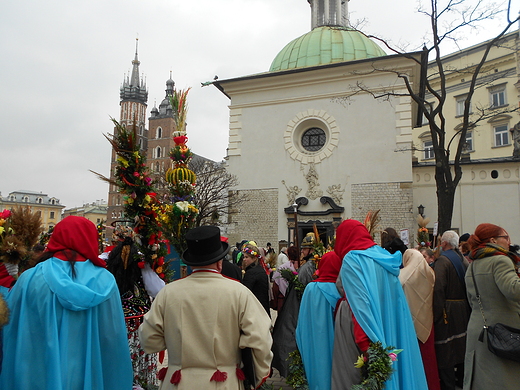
left=389, top=353, right=397, bottom=361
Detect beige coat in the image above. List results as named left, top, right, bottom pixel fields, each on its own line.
left=399, top=249, right=435, bottom=343
left=139, top=270, right=273, bottom=390
left=463, top=255, right=520, bottom=390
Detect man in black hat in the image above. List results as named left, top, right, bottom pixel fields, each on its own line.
left=139, top=226, right=273, bottom=389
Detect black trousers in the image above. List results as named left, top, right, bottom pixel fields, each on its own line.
left=439, top=363, right=464, bottom=390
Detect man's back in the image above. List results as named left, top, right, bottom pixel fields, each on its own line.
left=139, top=270, right=273, bottom=390
left=433, top=252, right=470, bottom=370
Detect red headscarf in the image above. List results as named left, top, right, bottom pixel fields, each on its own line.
left=315, top=251, right=342, bottom=283
left=467, top=223, right=504, bottom=251
left=334, top=219, right=376, bottom=260
left=46, top=216, right=105, bottom=267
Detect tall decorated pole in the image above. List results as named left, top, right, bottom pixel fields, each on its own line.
left=163, top=88, right=199, bottom=258
left=92, top=119, right=172, bottom=282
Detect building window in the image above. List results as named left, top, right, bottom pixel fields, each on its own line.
left=301, top=127, right=326, bottom=152
left=464, top=131, right=474, bottom=152
left=22, top=196, right=29, bottom=203
left=456, top=95, right=471, bottom=117
left=424, top=140, right=435, bottom=159
left=489, top=84, right=507, bottom=108
left=494, top=124, right=510, bottom=147
left=156, top=127, right=162, bottom=139
left=36, top=197, right=43, bottom=204
left=50, top=211, right=55, bottom=219
left=155, top=146, right=162, bottom=158
left=8, top=195, right=15, bottom=201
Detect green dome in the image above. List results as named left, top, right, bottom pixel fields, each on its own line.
left=269, top=26, right=387, bottom=72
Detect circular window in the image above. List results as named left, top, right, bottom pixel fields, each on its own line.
left=491, top=170, right=499, bottom=179
left=284, top=110, right=340, bottom=164
left=301, top=128, right=326, bottom=152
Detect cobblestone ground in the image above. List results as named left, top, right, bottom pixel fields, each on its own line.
left=264, top=368, right=292, bottom=390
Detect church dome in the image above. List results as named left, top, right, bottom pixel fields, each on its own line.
left=269, top=26, right=386, bottom=72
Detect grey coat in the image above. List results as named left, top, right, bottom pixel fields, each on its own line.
left=463, top=255, right=520, bottom=390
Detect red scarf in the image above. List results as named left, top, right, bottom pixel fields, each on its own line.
left=46, top=216, right=105, bottom=267
left=315, top=251, right=342, bottom=283
left=334, top=219, right=376, bottom=260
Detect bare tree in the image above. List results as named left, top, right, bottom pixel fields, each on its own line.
left=190, top=159, right=249, bottom=227
left=341, top=0, right=519, bottom=234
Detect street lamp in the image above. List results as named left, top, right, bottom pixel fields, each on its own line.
left=418, top=204, right=425, bottom=217
left=293, top=202, right=299, bottom=257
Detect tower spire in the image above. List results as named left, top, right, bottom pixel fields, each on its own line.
left=120, top=38, right=147, bottom=104
left=130, top=38, right=140, bottom=87
left=309, top=0, right=349, bottom=29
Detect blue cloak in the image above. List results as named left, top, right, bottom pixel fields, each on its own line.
left=340, top=246, right=428, bottom=390
left=0, top=258, right=133, bottom=390
left=296, top=281, right=341, bottom=390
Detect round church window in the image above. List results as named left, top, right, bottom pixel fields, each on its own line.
left=284, top=110, right=339, bottom=164
left=301, top=128, right=326, bottom=152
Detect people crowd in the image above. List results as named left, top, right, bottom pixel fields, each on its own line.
left=0, top=212, right=520, bottom=390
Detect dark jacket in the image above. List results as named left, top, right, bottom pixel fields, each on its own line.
left=222, top=260, right=242, bottom=282
left=242, top=263, right=270, bottom=316
left=433, top=251, right=470, bottom=369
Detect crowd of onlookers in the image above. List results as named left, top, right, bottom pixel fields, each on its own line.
left=0, top=216, right=519, bottom=390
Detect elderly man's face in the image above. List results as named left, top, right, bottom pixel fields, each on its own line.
left=301, top=248, right=312, bottom=257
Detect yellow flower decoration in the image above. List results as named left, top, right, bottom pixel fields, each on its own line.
left=117, top=156, right=129, bottom=168
left=354, top=355, right=365, bottom=368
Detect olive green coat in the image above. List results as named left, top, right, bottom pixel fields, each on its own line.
left=463, top=255, right=520, bottom=390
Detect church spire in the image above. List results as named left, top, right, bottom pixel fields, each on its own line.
left=120, top=38, right=148, bottom=104
left=308, top=0, right=349, bottom=29
left=130, top=38, right=141, bottom=88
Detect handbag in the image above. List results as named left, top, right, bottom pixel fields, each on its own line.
left=471, top=262, right=520, bottom=362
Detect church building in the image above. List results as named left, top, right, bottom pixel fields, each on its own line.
left=213, top=0, right=422, bottom=247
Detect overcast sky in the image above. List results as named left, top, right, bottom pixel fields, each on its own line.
left=1, top=0, right=517, bottom=209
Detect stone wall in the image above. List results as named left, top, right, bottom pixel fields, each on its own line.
left=351, top=182, right=415, bottom=245
left=226, top=188, right=279, bottom=249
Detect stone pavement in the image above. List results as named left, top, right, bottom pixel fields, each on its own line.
left=264, top=368, right=293, bottom=390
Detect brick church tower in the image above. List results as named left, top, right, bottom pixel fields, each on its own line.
left=147, top=74, right=178, bottom=192
left=106, top=39, right=148, bottom=229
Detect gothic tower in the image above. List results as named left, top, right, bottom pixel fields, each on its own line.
left=106, top=39, right=148, bottom=229
left=147, top=74, right=177, bottom=190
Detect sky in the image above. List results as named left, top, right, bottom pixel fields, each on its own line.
left=1, top=0, right=518, bottom=209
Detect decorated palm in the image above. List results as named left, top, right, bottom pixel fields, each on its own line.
left=163, top=88, right=199, bottom=255
left=92, top=119, right=171, bottom=282
left=416, top=215, right=431, bottom=248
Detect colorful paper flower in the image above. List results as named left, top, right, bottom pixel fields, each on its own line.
left=354, top=355, right=365, bottom=368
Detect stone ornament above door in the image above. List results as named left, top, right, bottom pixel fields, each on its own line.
left=284, top=109, right=340, bottom=164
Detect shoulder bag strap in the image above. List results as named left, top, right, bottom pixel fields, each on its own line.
left=470, top=261, right=489, bottom=342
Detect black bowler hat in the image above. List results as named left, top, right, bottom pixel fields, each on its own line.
left=182, top=226, right=229, bottom=266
